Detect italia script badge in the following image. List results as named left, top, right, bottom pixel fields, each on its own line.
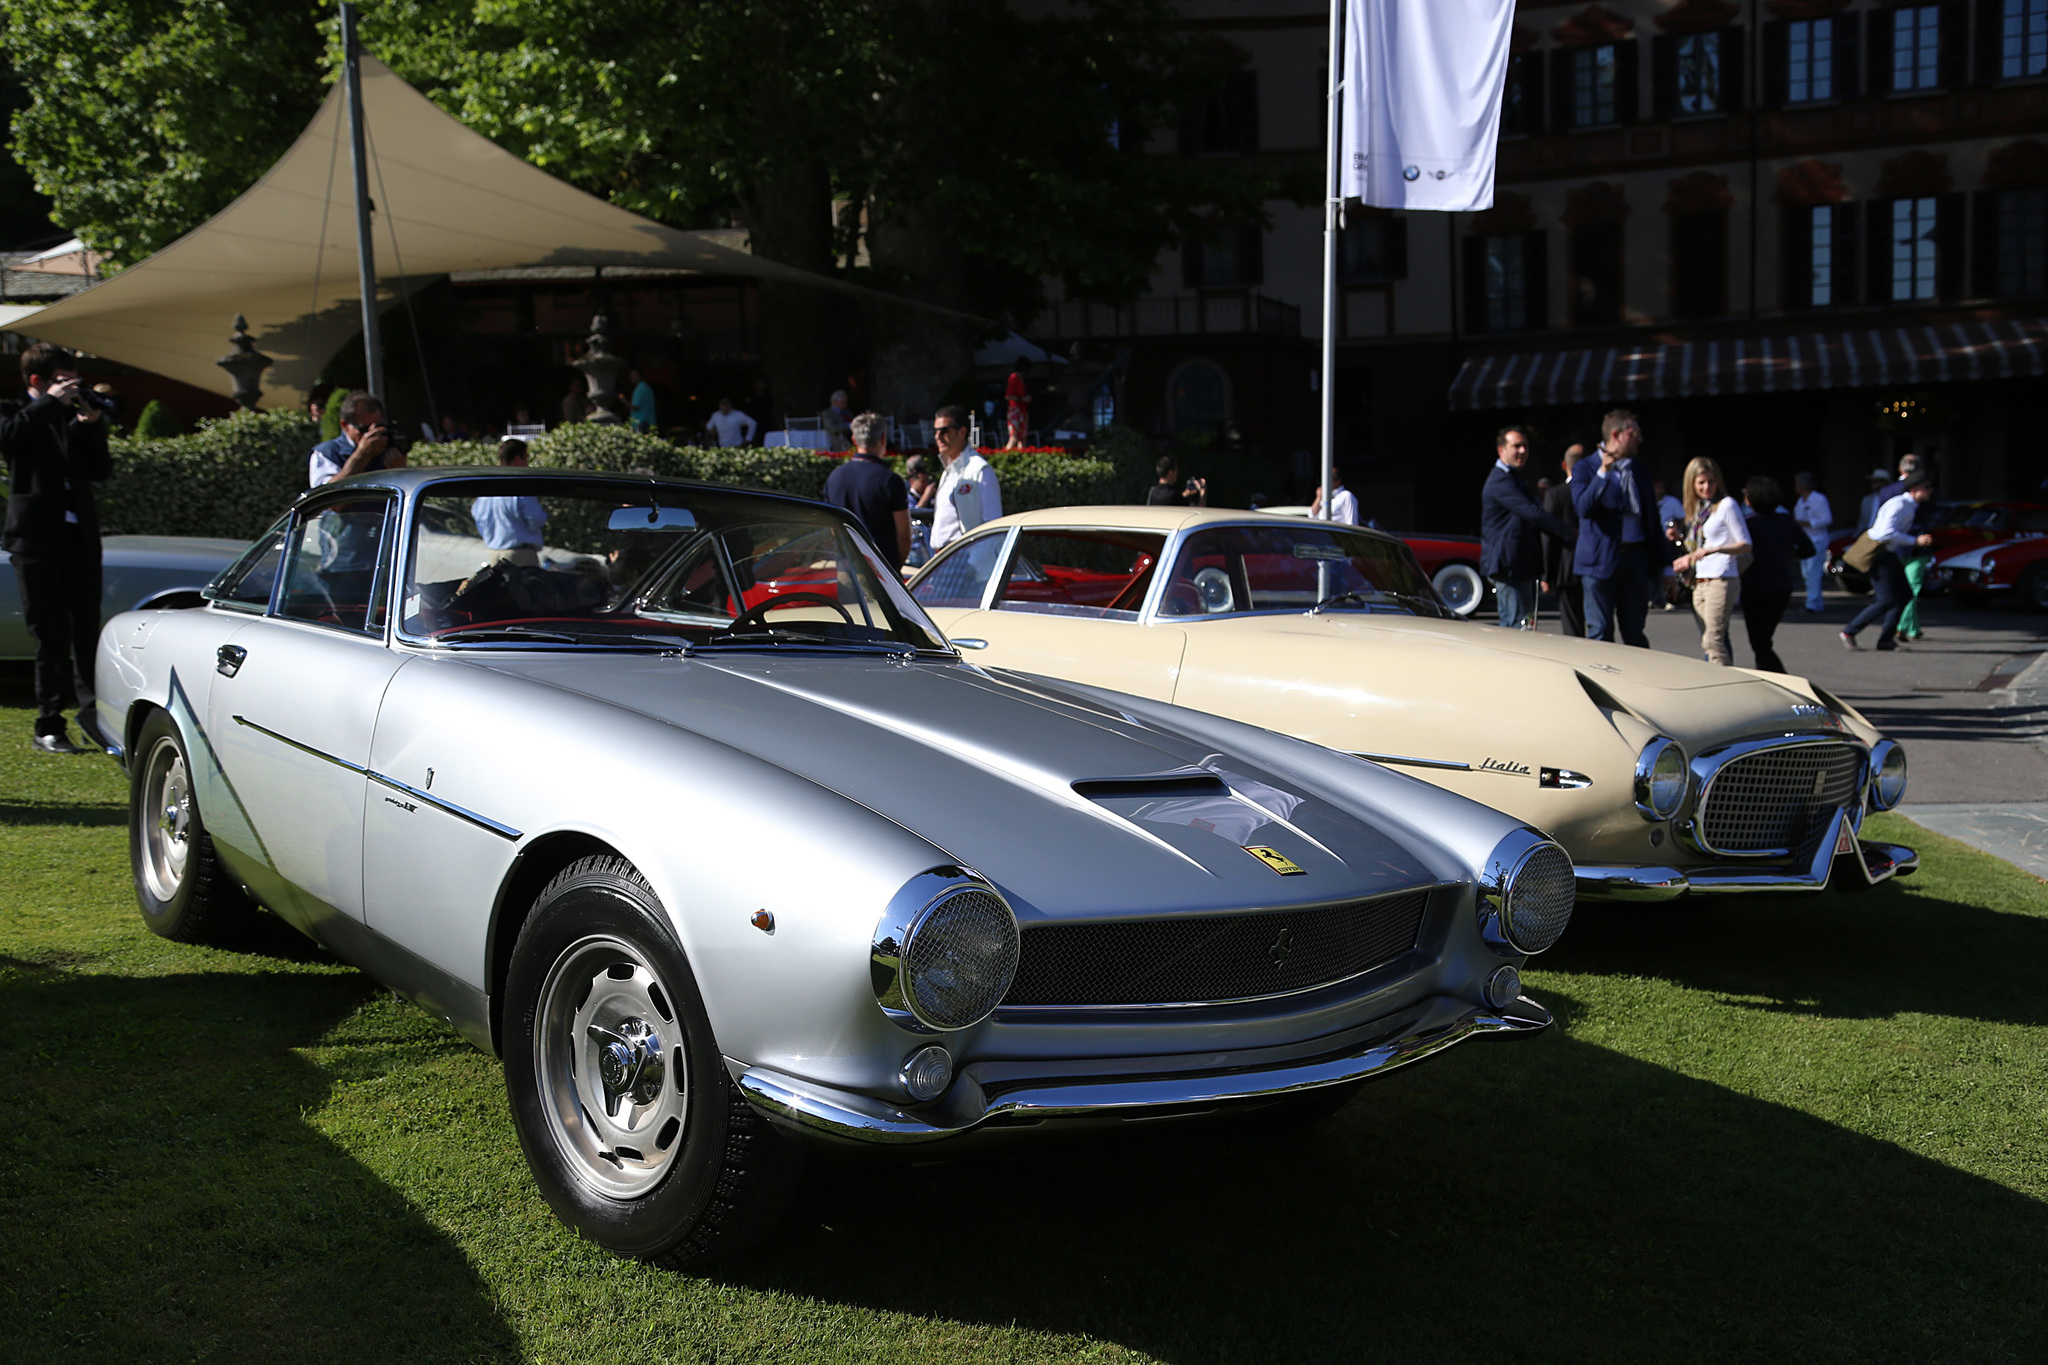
left=1242, top=845, right=1306, bottom=876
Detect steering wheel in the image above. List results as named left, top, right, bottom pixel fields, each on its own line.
left=724, top=591, right=855, bottom=632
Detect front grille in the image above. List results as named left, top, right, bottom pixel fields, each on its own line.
left=1698, top=743, right=1865, bottom=855
left=1001, top=890, right=1431, bottom=1008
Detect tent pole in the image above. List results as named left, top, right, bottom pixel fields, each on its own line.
left=341, top=2, right=385, bottom=400
left=1317, top=0, right=1343, bottom=520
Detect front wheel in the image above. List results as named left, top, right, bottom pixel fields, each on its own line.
left=1431, top=563, right=1486, bottom=618
left=503, top=855, right=800, bottom=1265
left=2019, top=563, right=2048, bottom=614
left=129, top=709, right=254, bottom=942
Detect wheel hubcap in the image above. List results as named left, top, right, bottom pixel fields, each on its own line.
left=534, top=936, right=690, bottom=1200
left=140, top=739, right=192, bottom=904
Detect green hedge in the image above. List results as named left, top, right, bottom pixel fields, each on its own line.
left=95, top=411, right=1125, bottom=540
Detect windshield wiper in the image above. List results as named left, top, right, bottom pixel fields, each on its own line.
left=432, top=624, right=584, bottom=644
left=1309, top=590, right=1398, bottom=615
left=690, top=629, right=913, bottom=656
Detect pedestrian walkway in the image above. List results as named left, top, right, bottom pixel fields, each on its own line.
left=1897, top=804, right=2048, bottom=881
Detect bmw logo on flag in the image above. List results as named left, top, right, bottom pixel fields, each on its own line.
left=1403, top=165, right=1420, bottom=181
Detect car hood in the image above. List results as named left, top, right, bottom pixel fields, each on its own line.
left=477, top=652, right=1460, bottom=919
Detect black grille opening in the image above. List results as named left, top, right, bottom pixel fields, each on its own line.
left=1699, top=744, right=1864, bottom=855
left=1002, top=891, right=1431, bottom=1008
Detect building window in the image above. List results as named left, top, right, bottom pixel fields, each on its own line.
left=2003, top=0, right=2048, bottom=79
left=1178, top=71, right=1259, bottom=155
left=1675, top=33, right=1723, bottom=113
left=1671, top=211, right=1727, bottom=318
left=1570, top=222, right=1624, bottom=326
left=1183, top=224, right=1263, bottom=288
left=1484, top=236, right=1530, bottom=330
left=1995, top=188, right=2047, bottom=295
left=1339, top=217, right=1408, bottom=284
left=1167, top=360, right=1229, bottom=434
left=1810, top=205, right=1838, bottom=306
left=1788, top=19, right=1834, bottom=102
left=1891, top=6, right=1941, bottom=91
left=1889, top=197, right=1939, bottom=300
left=1573, top=45, right=1618, bottom=127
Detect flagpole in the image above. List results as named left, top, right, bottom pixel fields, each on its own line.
left=1317, top=0, right=1343, bottom=520
left=341, top=2, right=385, bottom=400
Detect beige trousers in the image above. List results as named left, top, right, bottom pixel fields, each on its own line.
left=486, top=546, right=540, bottom=568
left=1692, top=576, right=1740, bottom=666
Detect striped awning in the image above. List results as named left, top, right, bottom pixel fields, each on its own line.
left=1448, top=317, right=2048, bottom=410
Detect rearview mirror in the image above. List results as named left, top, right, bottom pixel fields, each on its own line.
left=608, top=505, right=698, bottom=532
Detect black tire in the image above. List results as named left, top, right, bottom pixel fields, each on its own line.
left=2020, top=563, right=2048, bottom=614
left=129, top=709, right=255, bottom=942
left=502, top=855, right=801, bottom=1266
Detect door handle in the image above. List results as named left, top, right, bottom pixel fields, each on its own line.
left=216, top=644, right=247, bottom=677
left=950, top=638, right=988, bottom=650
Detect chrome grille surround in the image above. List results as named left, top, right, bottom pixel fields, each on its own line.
left=999, top=887, right=1436, bottom=1010
left=1690, top=736, right=1868, bottom=858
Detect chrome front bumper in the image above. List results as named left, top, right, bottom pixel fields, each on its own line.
left=733, top=991, right=1551, bottom=1146
left=1576, top=807, right=1918, bottom=901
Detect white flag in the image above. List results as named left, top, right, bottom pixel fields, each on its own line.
left=1340, top=0, right=1516, bottom=213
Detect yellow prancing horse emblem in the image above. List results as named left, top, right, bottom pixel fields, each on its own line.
left=1242, top=845, right=1306, bottom=876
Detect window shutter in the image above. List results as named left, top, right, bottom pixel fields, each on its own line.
left=1616, top=39, right=1642, bottom=123
left=1227, top=72, right=1261, bottom=153
left=1866, top=10, right=1894, bottom=95
left=1463, top=236, right=1489, bottom=333
left=1971, top=189, right=1999, bottom=297
left=1182, top=240, right=1205, bottom=289
left=1782, top=206, right=1813, bottom=308
left=1651, top=33, right=1678, bottom=119
left=1521, top=54, right=1548, bottom=134
left=1974, top=0, right=2002, bottom=84
left=1386, top=219, right=1410, bottom=279
left=1524, top=229, right=1550, bottom=330
left=1837, top=14, right=1861, bottom=99
left=1936, top=191, right=1966, bottom=300
left=1549, top=49, right=1575, bottom=130
left=1240, top=223, right=1265, bottom=287
left=1866, top=199, right=1891, bottom=303
left=1720, top=25, right=1747, bottom=111
left=1938, top=1, right=1969, bottom=89
left=1761, top=20, right=1789, bottom=108
left=1836, top=200, right=1861, bottom=306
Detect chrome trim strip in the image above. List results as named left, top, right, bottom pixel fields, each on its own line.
left=1351, top=750, right=1473, bottom=772
left=231, top=715, right=522, bottom=841
left=737, top=992, right=1553, bottom=1146
left=950, top=638, right=989, bottom=650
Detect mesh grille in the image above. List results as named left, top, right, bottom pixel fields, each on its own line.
left=1504, top=843, right=1575, bottom=953
left=903, top=889, right=1020, bottom=1029
left=1698, top=744, right=1864, bottom=854
left=1002, top=891, right=1430, bottom=1008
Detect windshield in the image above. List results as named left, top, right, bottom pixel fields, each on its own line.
left=401, top=479, right=951, bottom=652
left=1158, top=523, right=1446, bottom=619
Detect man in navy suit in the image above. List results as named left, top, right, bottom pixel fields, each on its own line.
left=1480, top=425, right=1575, bottom=628
left=1570, top=409, right=1673, bottom=647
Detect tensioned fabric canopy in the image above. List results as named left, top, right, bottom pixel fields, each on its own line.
left=1448, top=318, right=2048, bottom=410
left=7, top=56, right=874, bottom=409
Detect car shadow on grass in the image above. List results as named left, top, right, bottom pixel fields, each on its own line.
left=0, top=801, right=129, bottom=826
left=0, top=959, right=520, bottom=1365
left=720, top=999, right=2048, bottom=1364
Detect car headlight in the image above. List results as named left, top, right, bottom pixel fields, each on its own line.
left=873, top=870, right=1020, bottom=1031
left=1477, top=829, right=1576, bottom=957
left=1983, top=556, right=1997, bottom=574
left=1868, top=739, right=1908, bottom=811
left=1633, top=737, right=1688, bottom=820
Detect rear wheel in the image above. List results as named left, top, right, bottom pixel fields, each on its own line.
left=503, top=855, right=801, bottom=1266
left=1431, top=563, right=1485, bottom=618
left=129, top=710, right=254, bottom=942
left=2019, top=563, right=2048, bottom=614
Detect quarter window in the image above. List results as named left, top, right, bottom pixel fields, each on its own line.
left=1889, top=197, right=1939, bottom=301
left=1787, top=19, right=1834, bottom=102
left=205, top=513, right=289, bottom=612
left=911, top=532, right=1008, bottom=609
left=1891, top=6, right=1941, bottom=92
left=2003, top=0, right=2048, bottom=79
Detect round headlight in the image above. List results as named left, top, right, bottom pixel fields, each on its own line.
left=900, top=886, right=1020, bottom=1030
left=1502, top=840, right=1576, bottom=954
left=1869, top=739, right=1908, bottom=810
left=1633, top=737, right=1688, bottom=820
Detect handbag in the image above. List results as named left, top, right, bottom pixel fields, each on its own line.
left=1842, top=532, right=1883, bottom=574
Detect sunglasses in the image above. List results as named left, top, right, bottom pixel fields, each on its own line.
left=933, top=424, right=964, bottom=436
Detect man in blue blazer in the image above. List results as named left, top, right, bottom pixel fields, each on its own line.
left=1570, top=409, right=1674, bottom=647
left=1480, top=425, right=1575, bottom=628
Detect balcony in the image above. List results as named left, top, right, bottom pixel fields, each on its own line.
left=1037, top=289, right=1301, bottom=340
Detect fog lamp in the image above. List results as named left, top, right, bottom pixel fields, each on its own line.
left=1485, top=965, right=1523, bottom=1010
left=901, top=1045, right=953, bottom=1102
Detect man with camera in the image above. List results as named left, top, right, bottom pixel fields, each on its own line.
left=309, top=390, right=407, bottom=487
left=3, top=342, right=113, bottom=753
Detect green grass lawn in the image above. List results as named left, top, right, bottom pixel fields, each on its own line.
left=3, top=681, right=2046, bottom=1364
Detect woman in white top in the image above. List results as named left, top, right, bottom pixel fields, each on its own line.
left=1669, top=456, right=1751, bottom=666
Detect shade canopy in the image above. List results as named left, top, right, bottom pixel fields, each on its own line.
left=7, top=55, right=873, bottom=409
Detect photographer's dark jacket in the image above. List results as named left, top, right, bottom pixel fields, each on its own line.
left=1, top=394, right=112, bottom=557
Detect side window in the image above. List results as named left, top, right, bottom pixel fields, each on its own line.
left=278, top=494, right=395, bottom=636
left=995, top=530, right=1165, bottom=621
left=910, top=532, right=1007, bottom=609
left=204, top=513, right=289, bottom=612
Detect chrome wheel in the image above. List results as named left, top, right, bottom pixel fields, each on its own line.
left=533, top=934, right=690, bottom=1200
left=139, top=737, right=193, bottom=904
left=1432, top=563, right=1485, bottom=618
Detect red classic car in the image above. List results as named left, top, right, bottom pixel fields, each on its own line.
left=1933, top=535, right=2048, bottom=611
left=1257, top=508, right=1489, bottom=616
left=1828, top=501, right=2048, bottom=594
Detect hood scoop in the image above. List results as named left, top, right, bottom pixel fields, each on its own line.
left=1071, top=770, right=1230, bottom=801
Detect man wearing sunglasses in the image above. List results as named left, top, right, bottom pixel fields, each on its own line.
left=928, top=405, right=1002, bottom=552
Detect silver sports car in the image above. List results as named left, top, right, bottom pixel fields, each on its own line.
left=96, top=468, right=1575, bottom=1265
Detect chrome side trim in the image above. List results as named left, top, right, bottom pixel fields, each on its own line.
left=950, top=638, right=989, bottom=650
left=231, top=715, right=522, bottom=841
left=736, top=992, right=1553, bottom=1146
left=1351, top=750, right=1473, bottom=772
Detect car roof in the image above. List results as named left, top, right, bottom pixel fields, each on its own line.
left=313, top=464, right=837, bottom=514
left=979, top=504, right=1408, bottom=547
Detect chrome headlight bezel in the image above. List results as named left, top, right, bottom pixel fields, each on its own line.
left=1868, top=739, right=1908, bottom=811
left=1633, top=736, right=1688, bottom=821
left=1477, top=828, right=1577, bottom=957
left=872, top=867, right=1020, bottom=1033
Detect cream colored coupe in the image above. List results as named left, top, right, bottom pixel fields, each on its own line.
left=908, top=507, right=1916, bottom=900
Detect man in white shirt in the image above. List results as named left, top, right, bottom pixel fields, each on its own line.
left=929, top=404, right=1002, bottom=551
left=1840, top=473, right=1935, bottom=651
left=703, top=397, right=757, bottom=448
left=1792, top=471, right=1832, bottom=612
left=1310, top=466, right=1360, bottom=524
